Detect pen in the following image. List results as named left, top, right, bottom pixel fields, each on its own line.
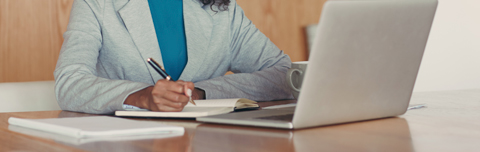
left=147, top=58, right=196, bottom=106
left=407, top=104, right=426, bottom=110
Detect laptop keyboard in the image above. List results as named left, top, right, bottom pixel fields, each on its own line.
left=253, top=114, right=294, bottom=121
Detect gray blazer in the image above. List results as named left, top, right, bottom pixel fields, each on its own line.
left=55, top=0, right=293, bottom=114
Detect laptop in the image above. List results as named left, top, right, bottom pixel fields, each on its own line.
left=197, top=0, right=438, bottom=129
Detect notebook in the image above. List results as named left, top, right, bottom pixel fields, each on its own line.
left=115, top=98, right=259, bottom=118
left=8, top=116, right=184, bottom=138
left=8, top=125, right=184, bottom=145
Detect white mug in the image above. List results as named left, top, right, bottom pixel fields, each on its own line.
left=286, top=61, right=308, bottom=99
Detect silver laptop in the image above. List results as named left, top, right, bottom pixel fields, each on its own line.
left=197, top=0, right=438, bottom=129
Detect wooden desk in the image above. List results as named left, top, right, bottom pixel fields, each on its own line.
left=1, top=90, right=479, bottom=152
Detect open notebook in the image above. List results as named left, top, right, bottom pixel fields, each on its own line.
left=115, top=98, right=259, bottom=118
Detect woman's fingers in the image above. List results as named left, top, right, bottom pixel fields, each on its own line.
left=176, top=80, right=195, bottom=97
left=149, top=79, right=193, bottom=112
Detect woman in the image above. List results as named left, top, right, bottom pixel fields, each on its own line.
left=55, top=0, right=293, bottom=114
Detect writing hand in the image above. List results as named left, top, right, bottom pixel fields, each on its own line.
left=125, top=79, right=195, bottom=112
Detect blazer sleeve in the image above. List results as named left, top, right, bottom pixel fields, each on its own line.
left=194, top=3, right=294, bottom=101
left=54, top=0, right=151, bottom=114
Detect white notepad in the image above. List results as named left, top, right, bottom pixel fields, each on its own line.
left=8, top=116, right=184, bottom=138
left=116, top=98, right=259, bottom=118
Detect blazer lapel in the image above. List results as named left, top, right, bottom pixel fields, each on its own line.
left=118, top=0, right=163, bottom=82
left=178, top=0, right=213, bottom=82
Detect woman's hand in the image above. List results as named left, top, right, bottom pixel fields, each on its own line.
left=125, top=79, right=195, bottom=112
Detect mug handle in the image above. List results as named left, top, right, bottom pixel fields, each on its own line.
left=286, top=68, right=302, bottom=92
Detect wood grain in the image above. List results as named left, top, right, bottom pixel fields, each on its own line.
left=237, top=0, right=327, bottom=62
left=0, top=0, right=73, bottom=82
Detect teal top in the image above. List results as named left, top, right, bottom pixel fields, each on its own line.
left=148, top=0, right=187, bottom=81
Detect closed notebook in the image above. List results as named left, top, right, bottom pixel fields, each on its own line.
left=8, top=125, right=184, bottom=145
left=8, top=116, right=184, bottom=138
left=115, top=98, right=259, bottom=118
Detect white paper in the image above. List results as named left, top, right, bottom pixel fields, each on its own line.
left=185, top=98, right=240, bottom=107
left=8, top=116, right=184, bottom=138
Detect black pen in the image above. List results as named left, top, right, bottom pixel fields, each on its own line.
left=147, top=58, right=171, bottom=81
left=146, top=58, right=196, bottom=105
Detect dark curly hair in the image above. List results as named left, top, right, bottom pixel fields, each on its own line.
left=200, top=0, right=231, bottom=11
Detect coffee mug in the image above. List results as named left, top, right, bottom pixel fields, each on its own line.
left=286, top=61, right=308, bottom=99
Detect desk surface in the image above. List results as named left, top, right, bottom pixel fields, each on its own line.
left=1, top=90, right=479, bottom=152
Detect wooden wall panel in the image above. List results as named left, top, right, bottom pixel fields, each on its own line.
left=0, top=0, right=73, bottom=82
left=237, top=0, right=327, bottom=62
left=0, top=0, right=325, bottom=82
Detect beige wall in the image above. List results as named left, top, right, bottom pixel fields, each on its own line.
left=413, top=0, right=480, bottom=92
left=0, top=0, right=326, bottom=83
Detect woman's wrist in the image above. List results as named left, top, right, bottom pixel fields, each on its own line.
left=124, top=86, right=154, bottom=108
left=193, top=88, right=206, bottom=100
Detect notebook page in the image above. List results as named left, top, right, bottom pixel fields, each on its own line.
left=185, top=98, right=240, bottom=107
left=181, top=107, right=231, bottom=112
